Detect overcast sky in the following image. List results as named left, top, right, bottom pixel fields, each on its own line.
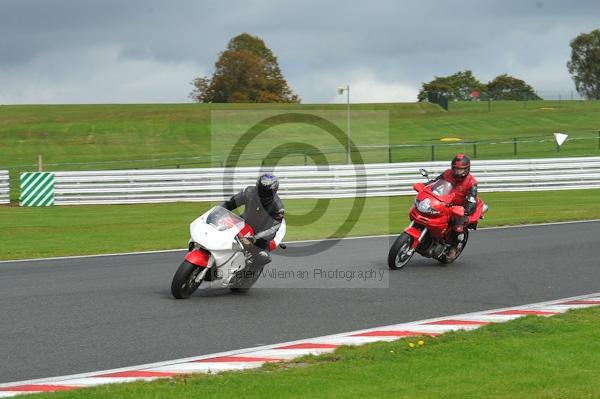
left=0, top=0, right=598, bottom=104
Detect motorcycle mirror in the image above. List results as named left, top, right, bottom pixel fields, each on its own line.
left=419, top=168, right=429, bottom=178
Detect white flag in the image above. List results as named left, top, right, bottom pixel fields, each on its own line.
left=554, top=133, right=568, bottom=147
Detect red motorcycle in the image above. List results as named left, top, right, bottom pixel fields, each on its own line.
left=388, top=169, right=488, bottom=269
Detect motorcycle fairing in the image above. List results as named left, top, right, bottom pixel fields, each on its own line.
left=404, top=226, right=423, bottom=249
left=185, top=248, right=210, bottom=267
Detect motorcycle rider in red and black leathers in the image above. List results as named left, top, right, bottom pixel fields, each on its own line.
left=222, top=174, right=285, bottom=269
left=432, top=154, right=478, bottom=259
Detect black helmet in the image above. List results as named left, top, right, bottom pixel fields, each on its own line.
left=256, top=173, right=279, bottom=198
left=451, top=154, right=471, bottom=179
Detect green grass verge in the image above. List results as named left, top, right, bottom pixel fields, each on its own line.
left=1, top=189, right=599, bottom=260
left=30, top=305, right=600, bottom=398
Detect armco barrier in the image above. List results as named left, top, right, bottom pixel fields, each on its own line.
left=44, top=156, right=600, bottom=206
left=0, top=170, right=9, bottom=204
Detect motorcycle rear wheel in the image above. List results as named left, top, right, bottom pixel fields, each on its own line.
left=229, top=264, right=264, bottom=293
left=171, top=260, right=204, bottom=299
left=388, top=232, right=414, bottom=270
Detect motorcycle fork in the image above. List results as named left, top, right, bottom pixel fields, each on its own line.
left=405, top=222, right=429, bottom=252
left=194, top=256, right=214, bottom=283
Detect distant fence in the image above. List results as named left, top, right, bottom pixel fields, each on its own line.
left=0, top=171, right=8, bottom=204
left=7, top=132, right=599, bottom=171
left=30, top=156, right=600, bottom=206
left=428, top=90, right=584, bottom=107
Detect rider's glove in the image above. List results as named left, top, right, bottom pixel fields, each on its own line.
left=241, top=236, right=256, bottom=248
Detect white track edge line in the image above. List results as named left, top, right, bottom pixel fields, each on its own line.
left=1, top=219, right=599, bottom=264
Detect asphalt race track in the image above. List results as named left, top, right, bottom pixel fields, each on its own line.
left=1, top=221, right=600, bottom=383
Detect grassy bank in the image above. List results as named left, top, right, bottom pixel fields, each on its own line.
left=1, top=189, right=599, bottom=260
left=31, top=305, right=600, bottom=398
left=1, top=101, right=599, bottom=170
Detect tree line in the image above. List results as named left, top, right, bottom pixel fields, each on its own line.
left=418, top=70, right=541, bottom=102
left=190, top=29, right=600, bottom=103
left=418, top=29, right=600, bottom=102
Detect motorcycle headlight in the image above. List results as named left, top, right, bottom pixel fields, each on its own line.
left=416, top=198, right=439, bottom=215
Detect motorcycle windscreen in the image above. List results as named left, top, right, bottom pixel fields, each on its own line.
left=205, top=206, right=245, bottom=231
left=427, top=179, right=454, bottom=201
left=190, top=206, right=245, bottom=250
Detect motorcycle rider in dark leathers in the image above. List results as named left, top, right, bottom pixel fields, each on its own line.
left=222, top=174, right=285, bottom=269
left=432, top=154, right=478, bottom=259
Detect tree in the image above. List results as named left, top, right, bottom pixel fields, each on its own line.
left=567, top=29, right=600, bottom=100
left=418, top=70, right=485, bottom=102
left=190, top=76, right=212, bottom=103
left=190, top=33, right=299, bottom=103
left=487, top=74, right=541, bottom=100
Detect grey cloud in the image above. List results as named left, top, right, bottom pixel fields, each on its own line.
left=0, top=0, right=598, bottom=103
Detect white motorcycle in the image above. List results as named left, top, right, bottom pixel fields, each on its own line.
left=170, top=206, right=286, bottom=299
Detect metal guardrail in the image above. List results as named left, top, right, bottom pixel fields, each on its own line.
left=0, top=171, right=8, bottom=204
left=47, top=157, right=600, bottom=205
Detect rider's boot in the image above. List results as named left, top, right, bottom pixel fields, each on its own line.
left=447, top=232, right=465, bottom=260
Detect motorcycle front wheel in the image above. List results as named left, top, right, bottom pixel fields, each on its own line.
left=171, top=260, right=204, bottom=299
left=388, top=232, right=414, bottom=270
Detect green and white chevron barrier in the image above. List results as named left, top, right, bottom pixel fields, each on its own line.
left=20, top=172, right=55, bottom=206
